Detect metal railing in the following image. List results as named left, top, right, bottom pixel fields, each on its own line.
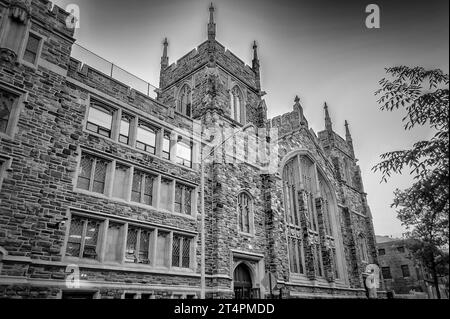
left=71, top=43, right=159, bottom=99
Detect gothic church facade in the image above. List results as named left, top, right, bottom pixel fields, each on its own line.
left=0, top=0, right=379, bottom=298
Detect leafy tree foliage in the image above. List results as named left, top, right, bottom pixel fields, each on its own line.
left=373, top=66, right=449, bottom=298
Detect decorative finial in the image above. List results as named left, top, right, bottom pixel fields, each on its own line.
left=295, top=95, right=300, bottom=103
left=325, top=102, right=333, bottom=132
left=208, top=3, right=216, bottom=40
left=161, top=37, right=169, bottom=69
left=345, top=120, right=352, bottom=141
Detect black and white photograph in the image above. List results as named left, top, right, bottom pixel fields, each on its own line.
left=0, top=0, right=448, bottom=314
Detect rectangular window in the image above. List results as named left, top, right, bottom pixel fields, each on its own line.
left=119, top=115, right=131, bottom=144
left=77, top=154, right=110, bottom=195
left=112, top=164, right=129, bottom=200
left=397, top=246, right=405, bottom=253
left=174, top=183, right=193, bottom=215
left=136, top=122, right=156, bottom=154
left=65, top=215, right=101, bottom=260
left=0, top=88, right=19, bottom=135
left=86, top=103, right=113, bottom=138
left=382, top=267, right=392, bottom=279
left=378, top=249, right=386, bottom=256
left=125, top=226, right=152, bottom=264
left=23, top=33, right=41, bottom=65
left=162, top=133, right=171, bottom=160
left=159, top=179, right=172, bottom=211
left=172, top=235, right=191, bottom=268
left=131, top=170, right=155, bottom=206
left=401, top=265, right=410, bottom=277
left=104, top=222, right=123, bottom=262
left=176, top=141, right=192, bottom=168
left=155, top=231, right=169, bottom=267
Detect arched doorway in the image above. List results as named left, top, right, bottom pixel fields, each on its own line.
left=234, top=263, right=258, bottom=299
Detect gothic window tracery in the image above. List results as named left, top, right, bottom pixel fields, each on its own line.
left=282, top=153, right=341, bottom=279
left=177, top=84, right=192, bottom=117
left=230, top=86, right=244, bottom=124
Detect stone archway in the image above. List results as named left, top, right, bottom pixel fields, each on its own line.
left=233, top=263, right=257, bottom=299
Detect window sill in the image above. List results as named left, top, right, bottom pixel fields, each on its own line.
left=74, top=188, right=197, bottom=220
left=238, top=231, right=255, bottom=238
left=62, top=257, right=197, bottom=276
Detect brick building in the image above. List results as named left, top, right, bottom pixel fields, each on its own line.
left=0, top=0, right=379, bottom=299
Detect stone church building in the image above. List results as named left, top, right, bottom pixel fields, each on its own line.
left=0, top=0, right=379, bottom=298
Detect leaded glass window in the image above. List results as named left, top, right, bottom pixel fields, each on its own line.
left=131, top=170, right=155, bottom=206
left=178, top=85, right=192, bottom=117
left=77, top=153, right=110, bottom=195
left=125, top=226, right=152, bottom=264
left=66, top=215, right=101, bottom=260
left=174, top=183, right=193, bottom=215
left=172, top=235, right=191, bottom=269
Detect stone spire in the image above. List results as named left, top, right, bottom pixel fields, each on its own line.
left=252, top=41, right=261, bottom=91
left=294, top=95, right=307, bottom=127
left=324, top=102, right=333, bottom=132
left=345, top=120, right=355, bottom=157
left=208, top=3, right=216, bottom=41
left=161, top=37, right=169, bottom=69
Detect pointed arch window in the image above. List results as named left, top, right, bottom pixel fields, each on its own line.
left=230, top=86, right=244, bottom=124
left=177, top=85, right=192, bottom=117
left=238, top=192, right=253, bottom=234
left=282, top=153, right=342, bottom=279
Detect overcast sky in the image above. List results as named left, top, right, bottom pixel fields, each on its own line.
left=51, top=0, right=449, bottom=238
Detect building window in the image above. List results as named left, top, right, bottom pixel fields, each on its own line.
left=162, top=132, right=171, bottom=160
left=382, top=266, right=392, bottom=279
left=177, top=85, right=192, bottom=117
left=0, top=88, right=19, bottom=135
left=125, top=226, right=153, bottom=264
left=378, top=248, right=386, bottom=256
left=238, top=192, right=252, bottom=234
left=401, top=265, right=410, bottom=278
left=397, top=246, right=405, bottom=253
left=77, top=154, right=110, bottom=194
left=172, top=235, right=191, bottom=268
left=176, top=140, right=192, bottom=168
left=174, top=183, right=193, bottom=215
left=159, top=178, right=173, bottom=211
left=86, top=103, right=113, bottom=138
left=288, top=236, right=305, bottom=274
left=119, top=114, right=131, bottom=144
left=282, top=153, right=341, bottom=279
left=22, top=32, right=41, bottom=65
left=230, top=86, right=243, bottom=123
left=65, top=215, right=101, bottom=260
left=131, top=170, right=155, bottom=206
left=136, top=122, right=157, bottom=154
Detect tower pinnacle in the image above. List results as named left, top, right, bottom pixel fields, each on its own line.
left=208, top=3, right=216, bottom=40
left=324, top=102, right=333, bottom=132
left=161, top=37, right=169, bottom=69
left=345, top=120, right=355, bottom=158
left=252, top=41, right=261, bottom=91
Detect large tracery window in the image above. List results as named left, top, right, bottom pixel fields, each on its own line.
left=282, top=153, right=341, bottom=280
left=230, top=86, right=244, bottom=124
left=177, top=85, right=192, bottom=118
